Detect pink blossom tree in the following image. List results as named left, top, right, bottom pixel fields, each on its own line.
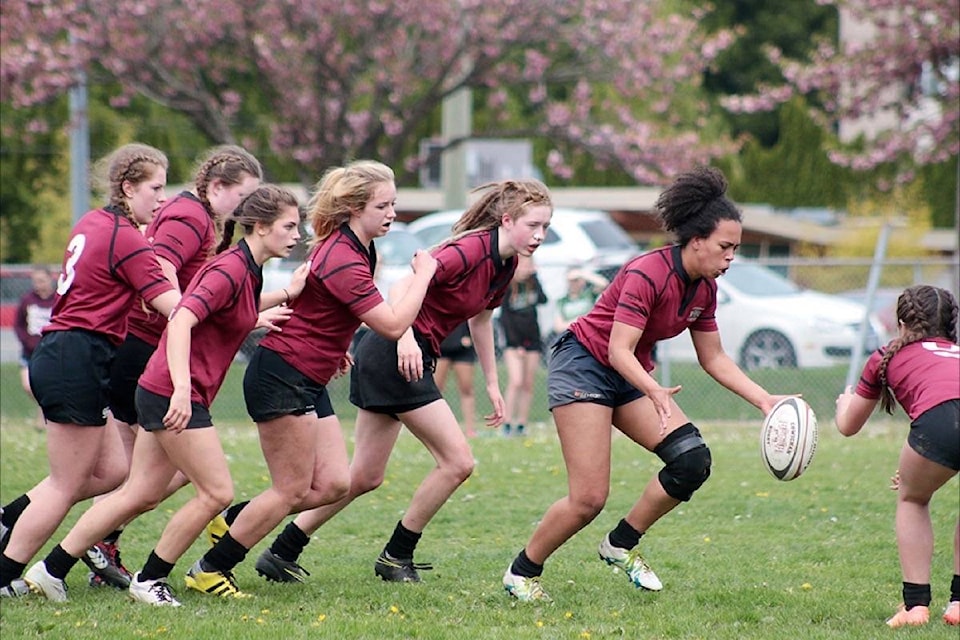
left=2, top=0, right=736, bottom=184
left=721, top=0, right=959, bottom=171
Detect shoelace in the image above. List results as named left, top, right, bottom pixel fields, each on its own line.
left=285, top=561, right=311, bottom=577
left=624, top=549, right=651, bottom=572
left=520, top=576, right=548, bottom=600
left=149, top=582, right=175, bottom=604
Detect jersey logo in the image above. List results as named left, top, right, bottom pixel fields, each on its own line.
left=921, top=341, right=960, bottom=360
left=687, top=307, right=704, bottom=322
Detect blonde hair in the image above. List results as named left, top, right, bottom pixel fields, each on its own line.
left=93, top=143, right=168, bottom=226
left=306, top=160, right=395, bottom=243
left=448, top=179, right=552, bottom=242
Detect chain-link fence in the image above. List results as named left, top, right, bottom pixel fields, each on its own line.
left=1, top=257, right=956, bottom=430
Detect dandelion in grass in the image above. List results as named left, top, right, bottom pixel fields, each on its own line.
left=536, top=620, right=544, bottom=628
left=703, top=536, right=711, bottom=543
left=317, top=614, right=326, bottom=622
left=565, top=611, right=573, bottom=619
left=257, top=617, right=265, bottom=624
left=580, top=631, right=592, bottom=639
left=390, top=605, right=400, bottom=615
left=801, top=583, right=812, bottom=590
left=755, top=491, right=769, bottom=497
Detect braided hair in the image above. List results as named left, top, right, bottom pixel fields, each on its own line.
left=215, top=184, right=301, bottom=254
left=93, top=143, right=169, bottom=227
left=307, top=160, right=395, bottom=243
left=448, top=179, right=552, bottom=242
left=192, top=146, right=263, bottom=243
left=655, top=166, right=741, bottom=246
left=877, top=285, right=959, bottom=414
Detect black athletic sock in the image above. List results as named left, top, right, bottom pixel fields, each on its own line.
left=510, top=549, right=543, bottom=579
left=1, top=495, right=29, bottom=527
left=950, top=574, right=960, bottom=602
left=103, top=529, right=123, bottom=545
left=44, top=545, right=80, bottom=580
left=0, top=554, right=26, bottom=588
left=902, top=581, right=931, bottom=609
left=383, top=521, right=421, bottom=560
left=608, top=518, right=643, bottom=550
left=139, top=550, right=175, bottom=582
left=223, top=501, right=249, bottom=526
left=270, top=522, right=310, bottom=563
left=515, top=423, right=525, bottom=435
left=201, top=531, right=248, bottom=573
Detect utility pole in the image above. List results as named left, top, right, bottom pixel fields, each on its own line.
left=69, top=58, right=90, bottom=224
left=440, top=87, right=471, bottom=210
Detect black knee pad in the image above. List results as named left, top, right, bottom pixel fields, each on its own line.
left=655, top=423, right=712, bottom=502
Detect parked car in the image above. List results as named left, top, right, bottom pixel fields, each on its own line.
left=659, top=261, right=889, bottom=370
left=407, top=208, right=637, bottom=338
left=838, top=287, right=900, bottom=338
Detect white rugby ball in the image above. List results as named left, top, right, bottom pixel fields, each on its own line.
left=760, top=397, right=818, bottom=481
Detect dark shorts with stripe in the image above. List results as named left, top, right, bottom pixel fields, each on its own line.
left=108, top=334, right=156, bottom=424
left=243, top=346, right=335, bottom=423
left=546, top=331, right=644, bottom=410
left=349, top=330, right=440, bottom=416
left=28, top=330, right=116, bottom=426
left=908, top=399, right=960, bottom=471
left=135, top=386, right=213, bottom=431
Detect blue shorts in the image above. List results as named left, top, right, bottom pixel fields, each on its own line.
left=243, top=346, right=335, bottom=422
left=908, top=399, right=959, bottom=471
left=135, top=386, right=213, bottom=431
left=546, top=331, right=644, bottom=410
left=28, top=330, right=115, bottom=426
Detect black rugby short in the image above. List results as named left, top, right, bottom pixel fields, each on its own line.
left=243, top=346, right=334, bottom=422
left=135, top=386, right=213, bottom=431
left=349, top=331, right=441, bottom=415
left=28, top=329, right=115, bottom=426
left=908, top=399, right=960, bottom=471
left=108, top=334, right=156, bottom=424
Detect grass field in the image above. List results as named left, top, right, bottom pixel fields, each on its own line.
left=0, top=365, right=957, bottom=639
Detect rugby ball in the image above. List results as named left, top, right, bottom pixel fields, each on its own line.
left=760, top=397, right=818, bottom=481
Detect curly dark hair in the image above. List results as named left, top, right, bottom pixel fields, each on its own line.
left=654, top=166, right=741, bottom=246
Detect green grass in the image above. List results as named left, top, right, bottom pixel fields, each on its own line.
left=1, top=366, right=957, bottom=639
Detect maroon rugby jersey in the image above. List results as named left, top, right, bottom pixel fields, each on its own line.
left=856, top=337, right=960, bottom=420
left=413, top=228, right=518, bottom=356
left=260, top=225, right=383, bottom=384
left=14, top=290, right=55, bottom=357
left=571, top=244, right=718, bottom=371
left=43, top=207, right=176, bottom=345
left=127, top=193, right=216, bottom=346
left=139, top=239, right=261, bottom=408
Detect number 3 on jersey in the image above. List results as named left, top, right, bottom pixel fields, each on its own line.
left=57, top=234, right=87, bottom=296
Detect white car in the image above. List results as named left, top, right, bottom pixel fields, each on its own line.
left=407, top=208, right=638, bottom=337
left=659, top=261, right=889, bottom=370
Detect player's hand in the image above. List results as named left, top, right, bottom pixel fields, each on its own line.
left=286, top=262, right=310, bottom=299
left=410, top=250, right=437, bottom=278
left=648, top=384, right=682, bottom=435
left=163, top=387, right=192, bottom=434
left=484, top=386, right=505, bottom=428
left=256, top=305, right=294, bottom=332
left=331, top=352, right=354, bottom=380
left=397, top=332, right=423, bottom=381
left=834, top=385, right=855, bottom=429
left=761, top=393, right=800, bottom=416
left=889, top=469, right=901, bottom=491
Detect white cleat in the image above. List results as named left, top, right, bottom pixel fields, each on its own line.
left=23, top=561, right=68, bottom=602
left=598, top=534, right=663, bottom=591
left=128, top=572, right=182, bottom=606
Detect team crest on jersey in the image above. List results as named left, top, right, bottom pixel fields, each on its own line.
left=687, top=307, right=704, bottom=322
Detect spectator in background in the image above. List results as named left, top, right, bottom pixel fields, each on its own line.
left=14, top=266, right=56, bottom=431
left=553, top=268, right=609, bottom=334
left=434, top=322, right=477, bottom=438
left=500, top=255, right=547, bottom=437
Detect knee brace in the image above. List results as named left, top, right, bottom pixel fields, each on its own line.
left=655, top=423, right=712, bottom=502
